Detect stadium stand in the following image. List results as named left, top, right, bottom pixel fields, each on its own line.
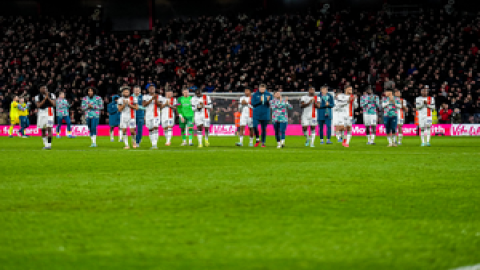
left=1, top=8, right=480, bottom=125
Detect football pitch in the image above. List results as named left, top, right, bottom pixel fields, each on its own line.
left=0, top=136, right=479, bottom=270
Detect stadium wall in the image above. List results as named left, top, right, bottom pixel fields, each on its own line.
left=2, top=124, right=479, bottom=137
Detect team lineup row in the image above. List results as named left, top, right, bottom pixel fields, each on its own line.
left=8, top=84, right=435, bottom=150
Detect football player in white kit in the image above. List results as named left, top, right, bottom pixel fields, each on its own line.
left=143, top=85, right=164, bottom=149
left=395, top=89, right=408, bottom=145
left=236, top=87, right=254, bottom=147
left=415, top=87, right=435, bottom=146
left=161, top=89, right=177, bottom=146
left=117, top=86, right=139, bottom=149
left=35, top=85, right=56, bottom=150
left=300, top=86, right=319, bottom=147
left=191, top=89, right=212, bottom=148
left=336, top=86, right=358, bottom=148
left=332, top=91, right=344, bottom=143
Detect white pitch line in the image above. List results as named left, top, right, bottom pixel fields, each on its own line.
left=450, top=263, right=480, bottom=270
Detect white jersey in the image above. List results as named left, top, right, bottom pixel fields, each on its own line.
left=300, top=95, right=319, bottom=119
left=161, top=97, right=177, bottom=120
left=143, top=94, right=163, bottom=120
left=336, top=93, right=358, bottom=118
left=34, top=93, right=56, bottom=117
left=191, top=95, right=212, bottom=119
left=415, top=96, right=435, bottom=119
left=239, top=96, right=253, bottom=119
left=397, top=98, right=407, bottom=121
left=117, top=96, right=137, bottom=120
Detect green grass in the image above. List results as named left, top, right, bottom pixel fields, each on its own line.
left=0, top=136, right=479, bottom=270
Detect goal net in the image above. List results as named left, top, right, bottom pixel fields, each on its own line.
left=199, top=92, right=331, bottom=125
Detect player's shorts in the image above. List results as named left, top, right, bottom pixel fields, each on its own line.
left=363, top=114, right=377, bottom=126
left=162, top=118, right=175, bottom=127
left=37, top=115, right=54, bottom=129
left=333, top=113, right=342, bottom=126
left=397, top=117, right=405, bottom=126
left=179, top=116, right=193, bottom=128
left=239, top=115, right=253, bottom=128
left=384, top=116, right=398, bottom=134
left=194, top=114, right=211, bottom=127
left=10, top=116, right=19, bottom=125
left=120, top=116, right=136, bottom=129
left=146, top=117, right=160, bottom=129
left=301, top=115, right=318, bottom=127
left=418, top=116, right=433, bottom=128
left=340, top=115, right=353, bottom=127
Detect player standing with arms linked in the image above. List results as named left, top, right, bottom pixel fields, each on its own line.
left=191, top=89, right=212, bottom=148
left=177, top=88, right=194, bottom=146
left=416, top=86, right=435, bottom=146
left=17, top=97, right=29, bottom=138
left=56, top=92, right=75, bottom=139
left=108, top=95, right=121, bottom=142
left=117, top=86, right=139, bottom=149
left=143, top=85, right=163, bottom=149
left=270, top=91, right=292, bottom=148
left=35, top=85, right=56, bottom=150
left=132, top=86, right=145, bottom=147
left=360, top=86, right=380, bottom=145
left=395, top=89, right=408, bottom=145
left=161, top=88, right=176, bottom=146
left=236, top=87, right=254, bottom=147
left=315, top=86, right=335, bottom=144
left=81, top=86, right=103, bottom=147
left=8, top=96, right=19, bottom=137
left=336, top=86, right=358, bottom=148
left=300, top=86, right=319, bottom=147
left=382, top=89, right=401, bottom=147
left=251, top=84, right=273, bottom=147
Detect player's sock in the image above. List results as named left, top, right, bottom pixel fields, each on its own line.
left=149, top=134, right=154, bottom=146
left=91, top=136, right=94, bottom=144
left=168, top=128, right=172, bottom=143
left=426, top=127, right=431, bottom=143
left=399, top=134, right=403, bottom=143
left=303, top=130, right=309, bottom=142
left=393, top=135, right=397, bottom=144
left=205, top=129, right=209, bottom=141
left=388, top=135, right=392, bottom=144
left=124, top=136, right=129, bottom=147
left=110, top=130, right=114, bottom=141
left=311, top=132, right=315, bottom=145
left=8, top=126, right=13, bottom=135
left=336, top=131, right=341, bottom=141
left=93, top=135, right=96, bottom=144
left=181, top=129, right=186, bottom=141
left=42, top=137, right=47, bottom=147
left=119, top=130, right=123, bottom=141
left=250, top=137, right=254, bottom=144
left=239, top=136, right=243, bottom=144
left=420, top=128, right=425, bottom=143
left=131, top=135, right=136, bottom=146
left=188, top=127, right=193, bottom=143
left=197, top=131, right=202, bottom=145
left=346, top=131, right=352, bottom=144
left=47, top=136, right=52, bottom=147
left=281, top=139, right=285, bottom=145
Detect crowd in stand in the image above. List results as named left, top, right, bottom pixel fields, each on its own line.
left=1, top=7, right=480, bottom=125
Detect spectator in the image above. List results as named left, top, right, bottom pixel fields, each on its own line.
left=438, top=104, right=453, bottom=124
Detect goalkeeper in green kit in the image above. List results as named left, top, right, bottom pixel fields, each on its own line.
left=177, top=88, right=195, bottom=146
